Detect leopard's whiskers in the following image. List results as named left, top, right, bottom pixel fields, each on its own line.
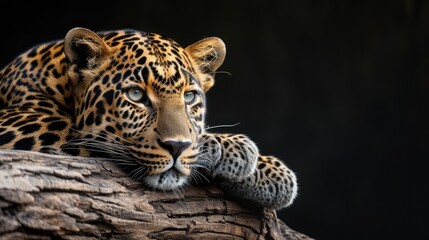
left=204, top=122, right=240, bottom=131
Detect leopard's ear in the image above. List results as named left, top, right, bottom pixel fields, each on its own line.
left=64, top=27, right=110, bottom=70
left=185, top=37, right=226, bottom=92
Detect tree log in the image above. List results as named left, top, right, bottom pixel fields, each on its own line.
left=0, top=150, right=313, bottom=240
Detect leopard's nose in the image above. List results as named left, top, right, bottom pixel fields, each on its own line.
left=158, top=139, right=191, bottom=160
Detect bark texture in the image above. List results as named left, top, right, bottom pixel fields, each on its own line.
left=0, top=150, right=313, bottom=240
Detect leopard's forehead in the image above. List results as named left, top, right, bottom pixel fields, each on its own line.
left=100, top=30, right=198, bottom=96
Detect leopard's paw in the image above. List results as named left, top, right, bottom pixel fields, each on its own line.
left=198, top=133, right=259, bottom=181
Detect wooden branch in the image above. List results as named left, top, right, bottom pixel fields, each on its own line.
left=0, top=150, right=313, bottom=240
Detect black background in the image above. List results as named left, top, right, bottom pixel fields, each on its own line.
left=0, top=1, right=427, bottom=239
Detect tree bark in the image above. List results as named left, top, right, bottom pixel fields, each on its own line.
left=0, top=150, right=313, bottom=240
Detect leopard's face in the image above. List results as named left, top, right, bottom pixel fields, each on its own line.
left=64, top=28, right=225, bottom=190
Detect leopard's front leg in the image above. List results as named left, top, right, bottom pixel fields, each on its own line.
left=198, top=133, right=298, bottom=210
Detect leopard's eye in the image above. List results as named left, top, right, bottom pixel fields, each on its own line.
left=127, top=87, right=143, bottom=101
left=126, top=87, right=150, bottom=106
left=184, top=91, right=197, bottom=104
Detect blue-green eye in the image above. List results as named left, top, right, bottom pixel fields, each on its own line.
left=184, top=91, right=197, bottom=104
left=127, top=87, right=143, bottom=101
left=126, top=87, right=150, bottom=106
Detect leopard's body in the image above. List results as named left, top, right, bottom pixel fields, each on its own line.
left=0, top=27, right=297, bottom=209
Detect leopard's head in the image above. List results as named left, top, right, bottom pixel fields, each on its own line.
left=64, top=27, right=225, bottom=190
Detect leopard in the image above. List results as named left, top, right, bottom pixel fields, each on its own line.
left=0, top=27, right=298, bottom=210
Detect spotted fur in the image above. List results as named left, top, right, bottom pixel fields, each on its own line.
left=0, top=27, right=297, bottom=209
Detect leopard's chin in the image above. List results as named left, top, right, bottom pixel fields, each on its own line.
left=143, top=169, right=189, bottom=191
